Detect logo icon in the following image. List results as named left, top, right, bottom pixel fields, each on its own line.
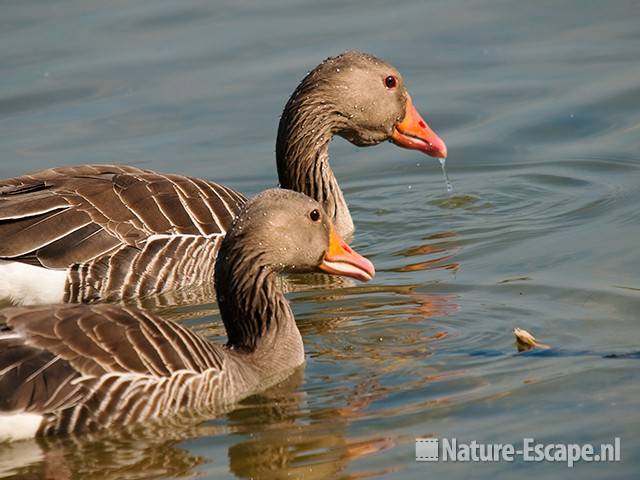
left=416, top=438, right=439, bottom=462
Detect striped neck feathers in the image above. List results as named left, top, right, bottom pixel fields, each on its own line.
left=276, top=89, right=354, bottom=236
left=215, top=242, right=296, bottom=354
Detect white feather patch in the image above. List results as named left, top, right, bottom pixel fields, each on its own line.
left=0, top=413, right=43, bottom=441
left=0, top=261, right=66, bottom=305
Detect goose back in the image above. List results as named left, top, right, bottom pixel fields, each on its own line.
left=0, top=165, right=247, bottom=303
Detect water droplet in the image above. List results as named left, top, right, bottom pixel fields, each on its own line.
left=439, top=157, right=454, bottom=193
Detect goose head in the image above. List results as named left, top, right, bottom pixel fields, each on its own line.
left=280, top=50, right=447, bottom=159
left=218, top=189, right=375, bottom=282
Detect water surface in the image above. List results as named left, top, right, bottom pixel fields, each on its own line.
left=1, top=0, right=639, bottom=478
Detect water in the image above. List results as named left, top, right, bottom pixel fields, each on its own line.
left=439, top=157, right=453, bottom=192
left=1, top=0, right=640, bottom=478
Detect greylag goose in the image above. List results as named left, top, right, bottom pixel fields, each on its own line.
left=0, top=189, right=374, bottom=440
left=0, top=51, right=444, bottom=305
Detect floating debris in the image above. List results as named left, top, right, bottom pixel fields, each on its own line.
left=514, top=328, right=551, bottom=352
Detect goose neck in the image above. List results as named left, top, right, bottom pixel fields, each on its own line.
left=276, top=98, right=354, bottom=236
left=215, top=249, right=303, bottom=365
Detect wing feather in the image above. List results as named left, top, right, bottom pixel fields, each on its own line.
left=0, top=165, right=245, bottom=270
left=0, top=305, right=227, bottom=419
left=35, top=224, right=121, bottom=268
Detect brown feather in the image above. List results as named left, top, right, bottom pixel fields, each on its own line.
left=36, top=224, right=120, bottom=268
left=0, top=165, right=246, bottom=301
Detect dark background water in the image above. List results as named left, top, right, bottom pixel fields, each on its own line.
left=1, top=0, right=639, bottom=478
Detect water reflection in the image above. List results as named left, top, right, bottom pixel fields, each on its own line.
left=1, top=429, right=208, bottom=480
left=391, top=230, right=461, bottom=274
left=226, top=372, right=396, bottom=480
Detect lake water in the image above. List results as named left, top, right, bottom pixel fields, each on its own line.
left=1, top=0, right=639, bottom=478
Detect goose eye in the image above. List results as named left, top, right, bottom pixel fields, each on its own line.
left=384, top=75, right=397, bottom=89
left=309, top=209, right=321, bottom=222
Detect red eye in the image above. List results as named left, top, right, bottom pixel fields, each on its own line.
left=384, top=75, right=397, bottom=89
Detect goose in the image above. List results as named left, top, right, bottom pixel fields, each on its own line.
left=0, top=189, right=375, bottom=441
left=0, top=51, right=445, bottom=305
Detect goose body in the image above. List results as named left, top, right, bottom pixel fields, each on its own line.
left=0, top=51, right=445, bottom=305
left=0, top=165, right=245, bottom=304
left=0, top=190, right=374, bottom=440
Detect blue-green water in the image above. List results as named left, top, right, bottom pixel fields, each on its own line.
left=1, top=0, right=639, bottom=478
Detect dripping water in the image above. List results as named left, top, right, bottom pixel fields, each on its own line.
left=439, top=157, right=453, bottom=192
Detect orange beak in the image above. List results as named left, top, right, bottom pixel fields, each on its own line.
left=391, top=94, right=447, bottom=158
left=319, top=225, right=375, bottom=282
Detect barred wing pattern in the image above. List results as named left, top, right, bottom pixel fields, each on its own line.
left=64, top=235, right=222, bottom=303
left=0, top=305, right=238, bottom=436
left=0, top=165, right=247, bottom=302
